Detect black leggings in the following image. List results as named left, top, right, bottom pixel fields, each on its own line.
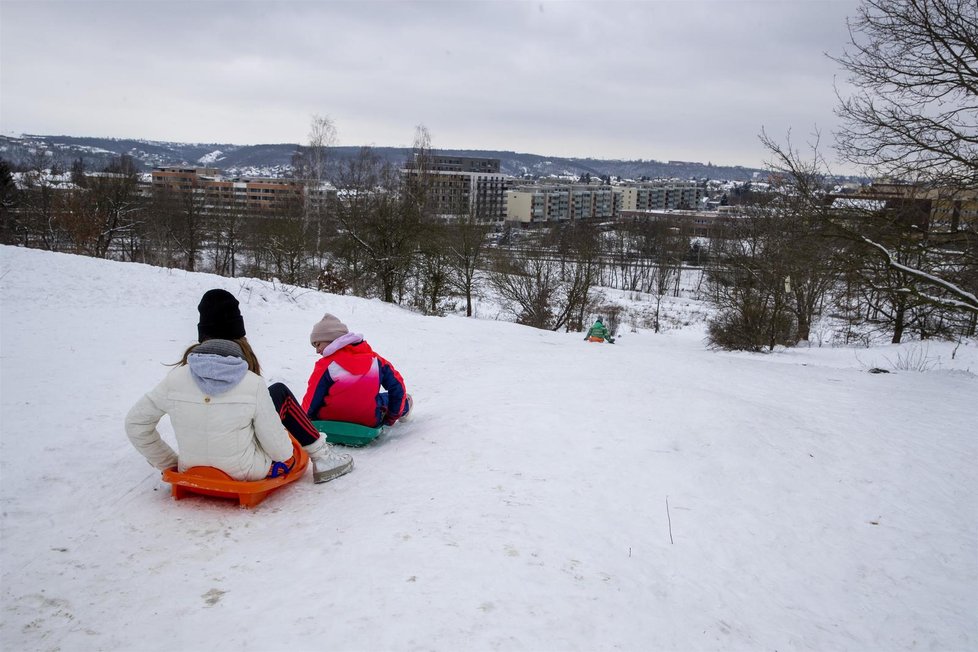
left=268, top=382, right=321, bottom=447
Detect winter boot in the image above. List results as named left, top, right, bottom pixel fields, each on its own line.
left=304, top=437, right=354, bottom=484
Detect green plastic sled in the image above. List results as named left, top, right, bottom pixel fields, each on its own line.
left=312, top=420, right=386, bottom=447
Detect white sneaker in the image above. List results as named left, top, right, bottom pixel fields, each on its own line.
left=305, top=439, right=354, bottom=484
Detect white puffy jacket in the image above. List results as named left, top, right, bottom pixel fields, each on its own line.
left=125, top=362, right=294, bottom=481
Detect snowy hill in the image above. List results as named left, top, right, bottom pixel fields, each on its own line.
left=0, top=245, right=975, bottom=651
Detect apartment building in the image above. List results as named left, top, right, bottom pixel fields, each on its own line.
left=150, top=166, right=334, bottom=213
left=151, top=166, right=221, bottom=192
left=504, top=180, right=706, bottom=225
left=505, top=185, right=617, bottom=224
left=617, top=181, right=704, bottom=212
left=404, top=155, right=509, bottom=221
left=428, top=156, right=500, bottom=174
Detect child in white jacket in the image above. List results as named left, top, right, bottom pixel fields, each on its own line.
left=126, top=339, right=294, bottom=480
left=125, top=289, right=353, bottom=484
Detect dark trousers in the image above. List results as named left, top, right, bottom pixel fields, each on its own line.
left=268, top=382, right=320, bottom=447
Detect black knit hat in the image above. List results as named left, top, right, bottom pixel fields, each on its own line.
left=197, top=289, right=246, bottom=342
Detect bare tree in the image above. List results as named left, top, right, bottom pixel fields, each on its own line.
left=836, top=233, right=943, bottom=343
left=292, top=114, right=338, bottom=183
left=487, top=246, right=562, bottom=329
left=152, top=186, right=206, bottom=272
left=832, top=0, right=978, bottom=188
left=488, top=222, right=602, bottom=332
left=16, top=152, right=65, bottom=250
left=1, top=159, right=21, bottom=244
left=76, top=164, right=142, bottom=259
left=706, top=132, right=847, bottom=350
left=644, top=218, right=691, bottom=333
left=412, top=222, right=453, bottom=315
left=604, top=223, right=642, bottom=291
left=404, top=124, right=436, bottom=218
left=208, top=194, right=247, bottom=277
left=445, top=209, right=492, bottom=317
left=328, top=148, right=379, bottom=296
left=291, top=114, right=338, bottom=271
left=706, top=207, right=798, bottom=351
left=760, top=131, right=846, bottom=342
left=332, top=148, right=421, bottom=303
left=546, top=220, right=603, bottom=332
left=247, top=193, right=315, bottom=286
left=402, top=125, right=453, bottom=312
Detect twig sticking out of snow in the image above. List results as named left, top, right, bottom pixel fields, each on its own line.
left=666, top=496, right=674, bottom=545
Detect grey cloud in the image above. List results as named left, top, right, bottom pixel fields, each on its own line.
left=1, top=0, right=860, bottom=168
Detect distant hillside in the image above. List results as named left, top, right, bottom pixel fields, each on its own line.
left=0, top=133, right=768, bottom=182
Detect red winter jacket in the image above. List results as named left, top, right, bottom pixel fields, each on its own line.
left=301, top=337, right=407, bottom=427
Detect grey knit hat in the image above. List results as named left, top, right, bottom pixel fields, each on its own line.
left=194, top=339, right=244, bottom=359
left=310, top=313, right=349, bottom=346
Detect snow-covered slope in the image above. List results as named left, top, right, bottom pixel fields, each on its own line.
left=1, top=246, right=975, bottom=651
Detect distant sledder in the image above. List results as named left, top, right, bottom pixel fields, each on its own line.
left=585, top=317, right=615, bottom=344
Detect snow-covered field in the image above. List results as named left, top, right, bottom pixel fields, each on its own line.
left=1, top=245, right=975, bottom=651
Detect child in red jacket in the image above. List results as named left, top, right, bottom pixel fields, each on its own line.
left=301, top=313, right=412, bottom=427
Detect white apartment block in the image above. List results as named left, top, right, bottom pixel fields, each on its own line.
left=505, top=181, right=705, bottom=224
left=505, top=185, right=618, bottom=224
left=617, top=181, right=704, bottom=212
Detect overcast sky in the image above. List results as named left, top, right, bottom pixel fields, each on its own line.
left=1, top=0, right=861, bottom=169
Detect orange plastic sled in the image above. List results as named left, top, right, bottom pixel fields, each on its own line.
left=161, top=437, right=309, bottom=508
left=588, top=336, right=605, bottom=342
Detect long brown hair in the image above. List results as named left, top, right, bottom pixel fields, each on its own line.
left=174, top=337, right=262, bottom=375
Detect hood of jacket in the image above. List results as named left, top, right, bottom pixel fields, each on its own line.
left=320, top=334, right=376, bottom=375
left=188, top=352, right=249, bottom=395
